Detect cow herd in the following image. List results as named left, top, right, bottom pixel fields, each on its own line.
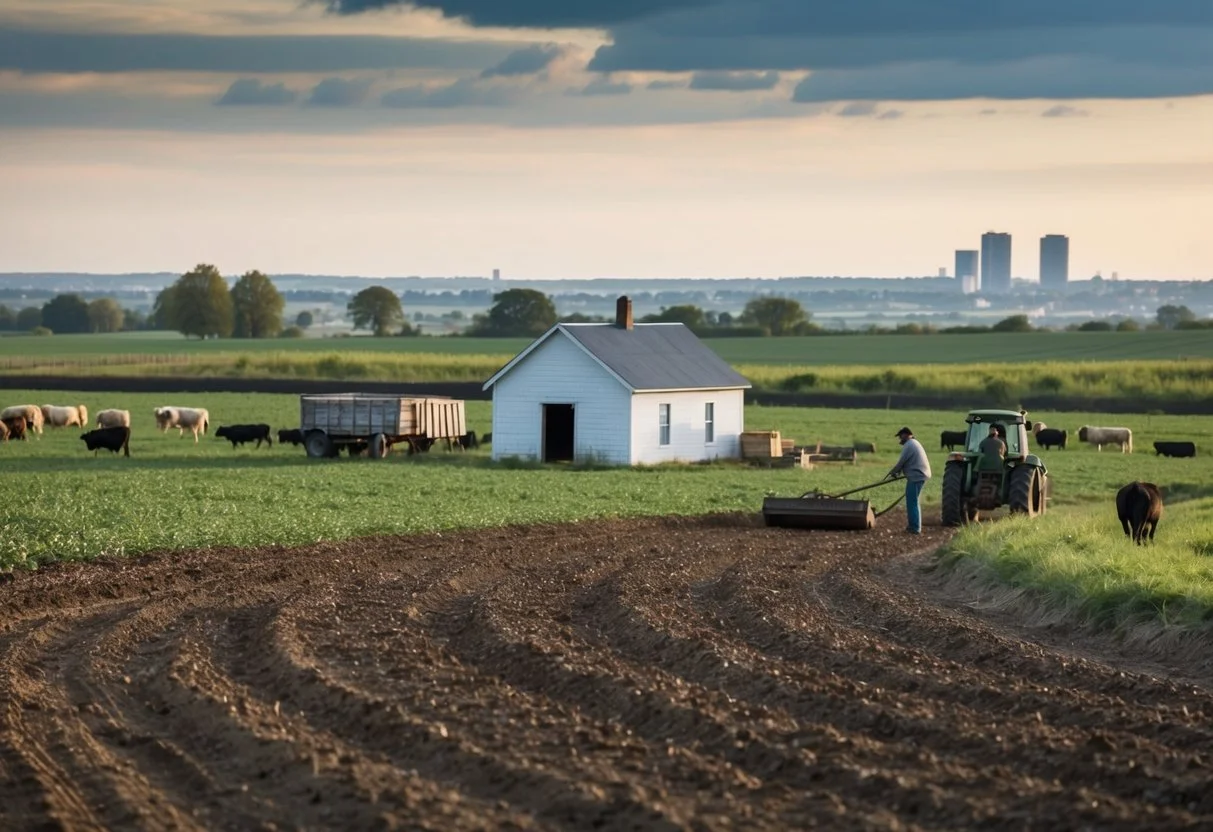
left=1, top=401, right=488, bottom=459
left=940, top=422, right=1197, bottom=458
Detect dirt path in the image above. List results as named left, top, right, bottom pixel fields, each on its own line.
left=2, top=513, right=1211, bottom=830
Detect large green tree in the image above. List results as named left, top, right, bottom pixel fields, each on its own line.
left=41, top=293, right=91, bottom=334
left=161, top=264, right=234, bottom=338
left=470, top=288, right=557, bottom=337
left=230, top=270, right=284, bottom=338
left=0, top=304, right=17, bottom=330
left=347, top=286, right=405, bottom=336
left=16, top=306, right=42, bottom=330
left=740, top=296, right=807, bottom=336
left=87, top=298, right=125, bottom=333
left=1156, top=304, right=1196, bottom=330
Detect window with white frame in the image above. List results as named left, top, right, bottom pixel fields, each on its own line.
left=659, top=404, right=671, bottom=445
left=704, top=402, right=715, bottom=443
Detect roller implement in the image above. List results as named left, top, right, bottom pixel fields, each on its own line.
left=762, top=477, right=904, bottom=531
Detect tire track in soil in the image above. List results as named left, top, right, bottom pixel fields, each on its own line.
left=2, top=514, right=1213, bottom=830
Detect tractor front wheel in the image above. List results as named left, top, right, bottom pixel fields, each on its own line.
left=941, top=462, right=966, bottom=527
left=1009, top=465, right=1041, bottom=517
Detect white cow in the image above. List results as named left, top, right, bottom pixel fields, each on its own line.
left=154, top=406, right=210, bottom=443
left=41, top=404, right=89, bottom=429
left=0, top=404, right=44, bottom=436
left=1078, top=425, right=1133, bottom=453
left=95, top=409, right=131, bottom=429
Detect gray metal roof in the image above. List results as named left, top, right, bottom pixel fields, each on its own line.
left=559, top=323, right=751, bottom=391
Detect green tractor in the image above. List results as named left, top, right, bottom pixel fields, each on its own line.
left=940, top=409, right=1049, bottom=526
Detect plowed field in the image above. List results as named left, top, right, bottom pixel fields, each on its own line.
left=2, top=513, right=1212, bottom=830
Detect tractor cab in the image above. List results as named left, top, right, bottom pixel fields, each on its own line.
left=940, top=409, right=1049, bottom=526
left=963, top=409, right=1028, bottom=459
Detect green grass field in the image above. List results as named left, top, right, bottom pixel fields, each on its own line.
left=4, top=388, right=1213, bottom=638
left=3, top=328, right=1213, bottom=365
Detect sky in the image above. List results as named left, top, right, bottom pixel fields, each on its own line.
left=2, top=0, right=1212, bottom=281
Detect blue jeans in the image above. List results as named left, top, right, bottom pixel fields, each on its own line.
left=905, top=479, right=925, bottom=533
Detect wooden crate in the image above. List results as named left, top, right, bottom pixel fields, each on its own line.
left=740, top=430, right=782, bottom=459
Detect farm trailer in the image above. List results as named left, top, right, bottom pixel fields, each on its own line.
left=299, top=393, right=466, bottom=459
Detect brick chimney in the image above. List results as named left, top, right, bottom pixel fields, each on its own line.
left=615, top=295, right=633, bottom=330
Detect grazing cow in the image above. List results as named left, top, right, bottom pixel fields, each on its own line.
left=278, top=428, right=304, bottom=446
left=1034, top=428, right=1068, bottom=450
left=852, top=441, right=877, bottom=454
left=41, top=404, right=88, bottom=429
left=1, top=415, right=27, bottom=441
left=215, top=424, right=273, bottom=449
left=95, top=409, right=131, bottom=429
left=154, top=406, right=210, bottom=443
left=1078, top=425, right=1133, bottom=453
left=0, top=405, right=43, bottom=436
left=456, top=430, right=479, bottom=450
left=80, top=426, right=130, bottom=457
left=1115, top=481, right=1163, bottom=544
left=1153, top=441, right=1196, bottom=458
left=940, top=430, right=967, bottom=451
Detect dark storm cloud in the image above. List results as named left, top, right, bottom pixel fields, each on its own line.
left=0, top=27, right=517, bottom=73
left=217, top=79, right=299, bottom=106
left=480, top=44, right=563, bottom=78
left=321, top=0, right=709, bottom=27
left=308, top=77, right=372, bottom=106
left=381, top=78, right=513, bottom=107
left=324, top=0, right=1213, bottom=32
left=688, top=71, right=779, bottom=92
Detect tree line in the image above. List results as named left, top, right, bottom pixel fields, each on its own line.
left=3, top=269, right=1209, bottom=339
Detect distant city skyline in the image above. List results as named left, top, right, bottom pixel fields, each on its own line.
left=2, top=1, right=1212, bottom=280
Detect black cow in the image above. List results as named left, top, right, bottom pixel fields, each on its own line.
left=278, top=428, right=304, bottom=447
left=1034, top=428, right=1068, bottom=450
left=80, top=426, right=130, bottom=457
left=940, top=430, right=967, bottom=451
left=456, top=430, right=479, bottom=450
left=1153, top=441, right=1196, bottom=458
left=1115, top=481, right=1163, bottom=545
left=481, top=432, right=492, bottom=445
left=216, top=424, right=273, bottom=449
left=2, top=415, right=27, bottom=441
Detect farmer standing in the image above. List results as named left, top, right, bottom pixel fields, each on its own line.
left=887, top=426, right=932, bottom=534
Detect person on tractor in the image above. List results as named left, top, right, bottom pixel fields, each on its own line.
left=887, top=426, right=932, bottom=535
left=979, top=424, right=1006, bottom=467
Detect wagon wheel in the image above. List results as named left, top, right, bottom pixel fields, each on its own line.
left=369, top=433, right=390, bottom=459
left=304, top=430, right=333, bottom=459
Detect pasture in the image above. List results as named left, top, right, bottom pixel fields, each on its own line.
left=4, top=387, right=1213, bottom=637
left=3, top=328, right=1213, bottom=366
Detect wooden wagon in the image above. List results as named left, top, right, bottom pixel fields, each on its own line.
left=299, top=393, right=466, bottom=459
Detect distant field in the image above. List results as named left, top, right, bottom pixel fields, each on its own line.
left=3, top=329, right=1213, bottom=366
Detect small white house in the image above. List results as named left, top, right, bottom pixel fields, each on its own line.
left=482, top=297, right=751, bottom=465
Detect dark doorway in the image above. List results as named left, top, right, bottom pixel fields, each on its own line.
left=543, top=403, right=574, bottom=463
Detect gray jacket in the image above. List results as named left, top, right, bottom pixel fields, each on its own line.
left=889, top=437, right=932, bottom=483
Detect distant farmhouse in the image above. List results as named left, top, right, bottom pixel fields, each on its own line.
left=483, top=297, right=751, bottom=465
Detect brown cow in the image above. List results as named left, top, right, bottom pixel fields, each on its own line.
left=1115, top=481, right=1163, bottom=545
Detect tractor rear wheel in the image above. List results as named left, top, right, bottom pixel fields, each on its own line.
left=941, top=462, right=966, bottom=527
left=1009, top=465, right=1040, bottom=517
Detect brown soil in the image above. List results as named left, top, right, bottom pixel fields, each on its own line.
left=2, top=511, right=1212, bottom=831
